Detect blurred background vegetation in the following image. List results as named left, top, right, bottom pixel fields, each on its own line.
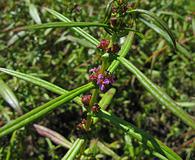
left=0, top=0, right=194, bottom=159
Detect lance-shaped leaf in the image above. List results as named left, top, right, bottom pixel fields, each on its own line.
left=127, top=9, right=176, bottom=48
left=176, top=102, right=195, bottom=108
left=0, top=68, right=82, bottom=106
left=99, top=88, right=116, bottom=110
left=34, top=124, right=72, bottom=149
left=28, top=2, right=42, bottom=24
left=45, top=8, right=99, bottom=46
left=62, top=138, right=85, bottom=160
left=92, top=88, right=116, bottom=124
left=0, top=82, right=95, bottom=138
left=139, top=18, right=191, bottom=58
left=0, top=78, right=22, bottom=114
left=117, top=57, right=195, bottom=129
left=96, top=110, right=182, bottom=160
left=139, top=18, right=173, bottom=47
left=18, top=22, right=110, bottom=32
left=97, top=141, right=120, bottom=160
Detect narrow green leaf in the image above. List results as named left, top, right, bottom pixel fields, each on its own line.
left=0, top=78, right=22, bottom=114
left=97, top=141, right=120, bottom=160
left=0, top=83, right=95, bottom=138
left=176, top=102, right=195, bottom=108
left=28, top=3, right=42, bottom=24
left=5, top=131, right=17, bottom=160
left=96, top=110, right=182, bottom=160
left=99, top=88, right=116, bottom=110
left=139, top=18, right=174, bottom=47
left=128, top=9, right=176, bottom=48
left=62, top=138, right=85, bottom=160
left=117, top=57, right=195, bottom=129
left=93, top=88, right=116, bottom=124
left=45, top=8, right=99, bottom=46
left=176, top=43, right=191, bottom=58
left=0, top=68, right=82, bottom=106
left=145, top=150, right=169, bottom=160
left=158, top=11, right=184, bottom=20
left=22, top=22, right=110, bottom=31
left=7, top=31, right=26, bottom=46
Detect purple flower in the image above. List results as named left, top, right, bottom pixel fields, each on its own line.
left=89, top=67, right=115, bottom=92
left=97, top=74, right=113, bottom=91
left=89, top=67, right=99, bottom=73
left=97, top=39, right=110, bottom=51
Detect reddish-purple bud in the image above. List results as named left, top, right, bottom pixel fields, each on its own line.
left=110, top=17, right=117, bottom=27
left=110, top=44, right=120, bottom=53
left=81, top=95, right=92, bottom=106
left=91, top=104, right=100, bottom=113
left=76, top=118, right=87, bottom=130
left=97, top=39, right=110, bottom=50
left=89, top=74, right=98, bottom=81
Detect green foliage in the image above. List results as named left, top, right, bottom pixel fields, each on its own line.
left=0, top=0, right=194, bottom=159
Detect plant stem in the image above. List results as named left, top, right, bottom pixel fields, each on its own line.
left=85, top=89, right=99, bottom=130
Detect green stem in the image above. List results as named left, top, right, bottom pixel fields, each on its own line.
left=86, top=89, right=99, bottom=130
left=62, top=138, right=85, bottom=160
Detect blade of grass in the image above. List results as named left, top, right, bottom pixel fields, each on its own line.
left=140, top=18, right=191, bottom=58
left=93, top=88, right=116, bottom=124
left=127, top=9, right=176, bottom=48
left=0, top=78, right=22, bottom=114
left=99, top=88, right=116, bottom=110
left=158, top=11, right=184, bottom=20
left=45, top=8, right=99, bottom=46
left=139, top=18, right=173, bottom=47
left=176, top=102, right=195, bottom=108
left=96, top=110, right=182, bottom=160
left=5, top=131, right=17, bottom=160
left=97, top=141, right=120, bottom=160
left=0, top=68, right=82, bottom=105
left=28, top=2, right=42, bottom=24
left=20, top=22, right=110, bottom=31
left=117, top=57, right=195, bottom=129
left=0, top=82, right=95, bottom=138
left=62, top=138, right=85, bottom=160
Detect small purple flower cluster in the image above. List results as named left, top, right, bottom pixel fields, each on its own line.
left=89, top=67, right=114, bottom=91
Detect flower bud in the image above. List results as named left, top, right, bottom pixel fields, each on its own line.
left=97, top=39, right=110, bottom=50
left=91, top=104, right=100, bottom=113
left=81, top=95, right=92, bottom=106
